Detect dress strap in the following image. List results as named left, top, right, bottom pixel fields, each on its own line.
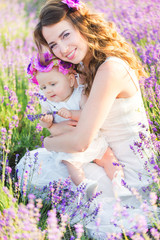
left=105, top=57, right=139, bottom=91
left=75, top=73, right=80, bottom=86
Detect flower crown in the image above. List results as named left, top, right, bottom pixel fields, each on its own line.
left=62, top=0, right=81, bottom=10
left=27, top=52, right=73, bottom=85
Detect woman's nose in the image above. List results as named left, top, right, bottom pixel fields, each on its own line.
left=60, top=44, right=69, bottom=54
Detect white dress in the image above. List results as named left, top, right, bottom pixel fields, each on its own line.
left=16, top=57, right=153, bottom=238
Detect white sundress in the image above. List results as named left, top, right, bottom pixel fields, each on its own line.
left=16, top=57, right=154, bottom=238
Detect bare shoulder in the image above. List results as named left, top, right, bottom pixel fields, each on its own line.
left=97, top=59, right=129, bottom=85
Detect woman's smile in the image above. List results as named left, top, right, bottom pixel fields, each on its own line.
left=66, top=48, right=77, bottom=60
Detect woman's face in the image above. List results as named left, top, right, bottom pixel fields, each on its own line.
left=42, top=19, right=89, bottom=65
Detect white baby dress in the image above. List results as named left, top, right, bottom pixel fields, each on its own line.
left=16, top=57, right=154, bottom=238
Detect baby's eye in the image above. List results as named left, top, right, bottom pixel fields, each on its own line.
left=41, top=86, right=46, bottom=90
left=51, top=83, right=55, bottom=86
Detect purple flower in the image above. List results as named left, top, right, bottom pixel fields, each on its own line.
left=27, top=112, right=57, bottom=122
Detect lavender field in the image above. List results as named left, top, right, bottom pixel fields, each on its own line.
left=0, top=0, right=160, bottom=239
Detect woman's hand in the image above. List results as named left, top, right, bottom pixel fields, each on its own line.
left=48, top=120, right=77, bottom=136
left=44, top=120, right=78, bottom=151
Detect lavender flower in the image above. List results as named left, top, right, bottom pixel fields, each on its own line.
left=27, top=112, right=57, bottom=122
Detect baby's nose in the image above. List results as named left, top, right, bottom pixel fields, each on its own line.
left=46, top=86, right=52, bottom=93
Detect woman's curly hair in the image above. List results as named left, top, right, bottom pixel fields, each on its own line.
left=34, top=0, right=147, bottom=95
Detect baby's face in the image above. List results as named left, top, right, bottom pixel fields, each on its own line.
left=37, top=68, right=74, bottom=102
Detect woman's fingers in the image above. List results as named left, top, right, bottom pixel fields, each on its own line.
left=66, top=120, right=78, bottom=126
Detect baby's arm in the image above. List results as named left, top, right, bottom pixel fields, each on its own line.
left=58, top=92, right=88, bottom=121
left=39, top=114, right=53, bottom=128
left=58, top=108, right=81, bottom=121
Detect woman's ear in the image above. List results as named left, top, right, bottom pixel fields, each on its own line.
left=68, top=73, right=76, bottom=88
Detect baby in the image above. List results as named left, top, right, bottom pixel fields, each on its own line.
left=27, top=52, right=130, bottom=198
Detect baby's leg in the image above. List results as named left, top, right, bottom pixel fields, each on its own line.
left=94, top=147, right=124, bottom=180
left=94, top=147, right=131, bottom=197
left=62, top=160, right=85, bottom=186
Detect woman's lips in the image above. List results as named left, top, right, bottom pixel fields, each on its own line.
left=66, top=49, right=76, bottom=60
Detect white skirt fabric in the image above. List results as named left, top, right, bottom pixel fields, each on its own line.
left=16, top=139, right=153, bottom=239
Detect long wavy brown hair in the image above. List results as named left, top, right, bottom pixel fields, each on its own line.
left=34, top=0, right=147, bottom=95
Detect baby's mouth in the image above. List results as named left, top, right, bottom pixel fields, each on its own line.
left=50, top=94, right=56, bottom=98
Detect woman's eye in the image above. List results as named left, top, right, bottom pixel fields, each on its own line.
left=50, top=44, right=57, bottom=50
left=63, top=32, right=70, bottom=38
left=51, top=83, right=55, bottom=86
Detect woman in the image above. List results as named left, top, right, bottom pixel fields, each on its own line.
left=19, top=0, right=153, bottom=238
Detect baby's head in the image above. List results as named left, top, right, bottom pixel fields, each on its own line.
left=27, top=52, right=76, bottom=102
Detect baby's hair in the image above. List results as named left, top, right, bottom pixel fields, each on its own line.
left=34, top=0, right=147, bottom=95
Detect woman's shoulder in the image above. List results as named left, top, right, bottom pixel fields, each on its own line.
left=97, top=56, right=134, bottom=82
left=97, top=57, right=129, bottom=79
left=93, top=56, right=138, bottom=97
left=100, top=56, right=130, bottom=70
left=105, top=56, right=128, bottom=64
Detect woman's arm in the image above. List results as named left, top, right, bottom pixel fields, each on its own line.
left=44, top=61, right=129, bottom=152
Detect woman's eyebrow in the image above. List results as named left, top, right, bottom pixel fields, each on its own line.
left=48, top=30, right=68, bottom=46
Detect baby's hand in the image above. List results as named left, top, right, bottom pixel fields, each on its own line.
left=40, top=113, right=53, bottom=123
left=58, top=108, right=72, bottom=119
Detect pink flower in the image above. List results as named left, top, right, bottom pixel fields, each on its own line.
left=27, top=52, right=73, bottom=85
left=6, top=166, right=12, bottom=174
left=62, top=0, right=81, bottom=10
left=59, top=65, right=70, bottom=75
left=36, top=123, right=43, bottom=132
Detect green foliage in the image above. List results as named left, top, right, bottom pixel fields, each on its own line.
left=0, top=180, right=17, bottom=212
